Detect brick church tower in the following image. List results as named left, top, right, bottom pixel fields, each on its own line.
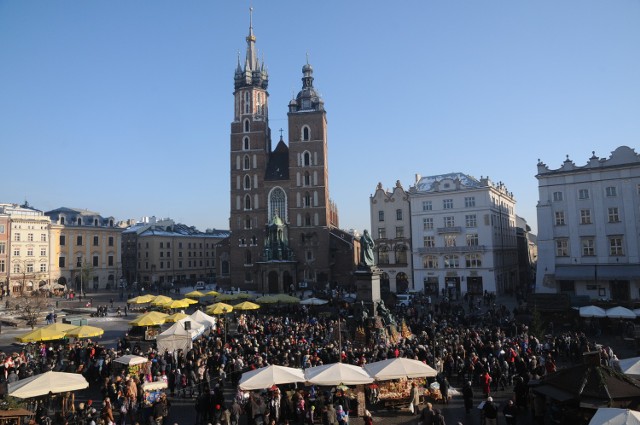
left=226, top=10, right=349, bottom=294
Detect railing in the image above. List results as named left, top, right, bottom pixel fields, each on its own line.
left=437, top=226, right=462, bottom=234
left=416, top=245, right=486, bottom=254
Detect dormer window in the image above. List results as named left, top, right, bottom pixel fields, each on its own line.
left=60, top=217, right=65, bottom=225
left=94, top=219, right=98, bottom=226
left=77, top=218, right=82, bottom=225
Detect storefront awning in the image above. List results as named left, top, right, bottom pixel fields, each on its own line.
left=555, top=265, right=640, bottom=281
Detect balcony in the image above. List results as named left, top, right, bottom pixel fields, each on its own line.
left=417, top=245, right=486, bottom=255
left=437, top=226, right=462, bottom=234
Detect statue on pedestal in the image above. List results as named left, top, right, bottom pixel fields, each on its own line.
left=359, top=229, right=376, bottom=268
left=376, top=300, right=396, bottom=326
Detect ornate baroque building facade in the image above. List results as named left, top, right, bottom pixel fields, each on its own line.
left=535, top=146, right=640, bottom=300
left=221, top=14, right=355, bottom=293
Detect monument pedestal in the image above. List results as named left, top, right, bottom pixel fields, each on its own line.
left=355, top=266, right=382, bottom=313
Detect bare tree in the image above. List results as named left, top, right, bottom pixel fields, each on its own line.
left=12, top=292, right=51, bottom=329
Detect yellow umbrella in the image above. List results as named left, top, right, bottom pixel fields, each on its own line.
left=164, top=312, right=189, bottom=323
left=272, top=294, right=301, bottom=304
left=127, top=294, right=155, bottom=304
left=42, top=323, right=78, bottom=332
left=64, top=325, right=104, bottom=339
left=215, top=293, right=237, bottom=301
left=255, top=295, right=278, bottom=304
left=182, top=298, right=198, bottom=305
left=233, top=301, right=260, bottom=311
left=150, top=295, right=173, bottom=306
left=185, top=291, right=205, bottom=299
left=205, top=290, right=220, bottom=297
left=163, top=299, right=191, bottom=310
left=17, top=328, right=66, bottom=343
left=129, top=311, right=168, bottom=326
left=206, top=302, right=233, bottom=315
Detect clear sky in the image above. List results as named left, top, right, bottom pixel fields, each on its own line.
left=1, top=1, right=639, bottom=235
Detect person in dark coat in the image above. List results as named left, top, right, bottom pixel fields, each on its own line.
left=503, top=399, right=518, bottom=425
left=462, top=381, right=474, bottom=414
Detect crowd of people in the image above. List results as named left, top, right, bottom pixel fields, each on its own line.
left=0, top=288, right=627, bottom=425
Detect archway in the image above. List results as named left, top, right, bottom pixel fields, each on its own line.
left=396, top=272, right=409, bottom=293
left=268, top=271, right=279, bottom=294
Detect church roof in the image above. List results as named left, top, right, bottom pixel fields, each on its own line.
left=265, top=140, right=289, bottom=180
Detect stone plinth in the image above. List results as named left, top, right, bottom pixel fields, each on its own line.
left=354, top=267, right=382, bottom=306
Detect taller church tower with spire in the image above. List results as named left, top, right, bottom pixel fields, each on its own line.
left=225, top=10, right=351, bottom=294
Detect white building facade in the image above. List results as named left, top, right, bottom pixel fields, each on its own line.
left=535, top=146, right=640, bottom=301
left=370, top=181, right=413, bottom=293
left=410, top=173, right=518, bottom=298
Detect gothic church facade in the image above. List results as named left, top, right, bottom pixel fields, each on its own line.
left=219, top=14, right=355, bottom=294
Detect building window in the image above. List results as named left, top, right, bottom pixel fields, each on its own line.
left=245, top=215, right=252, bottom=229
left=609, top=237, right=624, bottom=256
left=108, top=236, right=114, bottom=247
left=423, top=218, right=433, bottom=230
left=243, top=119, right=250, bottom=132
left=422, top=201, right=432, bottom=211
left=578, top=189, right=590, bottom=200
left=0, top=243, right=4, bottom=254
left=245, top=250, right=252, bottom=265
left=304, top=171, right=311, bottom=186
left=580, top=209, right=592, bottom=225
left=41, top=234, right=47, bottom=242
left=378, top=228, right=386, bottom=239
left=443, top=255, right=460, bottom=268
left=302, top=126, right=310, bottom=141
left=14, top=233, right=20, bottom=242
left=59, top=257, right=65, bottom=268
left=76, top=235, right=83, bottom=246
left=466, top=233, right=479, bottom=246
left=395, top=226, right=404, bottom=238
left=465, top=253, right=482, bottom=267
left=423, top=236, right=435, bottom=247
left=303, top=192, right=311, bottom=207
left=553, top=191, right=563, bottom=201
left=269, top=187, right=287, bottom=222
left=378, top=246, right=389, bottom=264
left=444, top=216, right=455, bottom=227
left=423, top=255, right=437, bottom=269
left=555, top=239, right=569, bottom=257
left=27, top=248, right=33, bottom=256
left=26, top=263, right=34, bottom=273
left=465, top=214, right=477, bottom=228
left=243, top=155, right=250, bottom=170
left=40, top=247, right=46, bottom=256
left=0, top=224, right=4, bottom=233
left=93, top=236, right=99, bottom=246
left=243, top=136, right=250, bottom=150
left=443, top=199, right=453, bottom=209
left=93, top=256, right=99, bottom=267
left=605, top=186, right=617, bottom=197
left=108, top=255, right=114, bottom=266
left=0, top=260, right=4, bottom=272
left=245, top=195, right=252, bottom=210
left=554, top=211, right=565, bottom=226
left=464, top=197, right=475, bottom=208
left=13, top=264, right=20, bottom=273
left=396, top=209, right=403, bottom=220
left=244, top=175, right=251, bottom=190
left=13, top=248, right=20, bottom=256
left=395, top=245, right=408, bottom=264
left=27, top=233, right=33, bottom=242
left=303, top=152, right=311, bottom=166
left=378, top=211, right=384, bottom=222
left=581, top=238, right=595, bottom=256
left=608, top=207, right=620, bottom=223
left=444, top=234, right=456, bottom=247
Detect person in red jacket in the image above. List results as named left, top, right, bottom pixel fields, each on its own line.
left=482, top=371, right=492, bottom=397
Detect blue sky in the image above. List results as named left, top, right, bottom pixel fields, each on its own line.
left=1, top=1, right=639, bottom=234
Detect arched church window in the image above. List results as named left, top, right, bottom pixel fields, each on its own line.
left=243, top=155, right=250, bottom=170
left=304, top=171, right=311, bottom=186
left=243, top=137, right=250, bottom=150
left=244, top=195, right=251, bottom=210
left=304, top=192, right=311, bottom=207
left=245, top=215, right=252, bottom=229
left=243, top=119, right=250, bottom=133
left=244, top=175, right=251, bottom=190
left=302, top=126, right=310, bottom=141
left=304, top=214, right=312, bottom=226
left=269, top=187, right=287, bottom=222
left=303, top=151, right=311, bottom=166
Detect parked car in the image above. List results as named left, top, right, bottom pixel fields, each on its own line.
left=194, top=281, right=207, bottom=291
left=396, top=293, right=413, bottom=307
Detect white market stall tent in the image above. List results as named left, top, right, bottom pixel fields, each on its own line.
left=364, top=358, right=437, bottom=380
left=114, top=354, right=150, bottom=366
left=588, top=408, right=640, bottom=425
left=304, top=362, right=373, bottom=385
left=606, top=307, right=637, bottom=320
left=239, top=365, right=306, bottom=390
left=8, top=371, right=89, bottom=398
left=618, top=357, right=640, bottom=378
left=579, top=305, right=607, bottom=318
left=190, top=310, right=217, bottom=330
left=156, top=318, right=206, bottom=353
